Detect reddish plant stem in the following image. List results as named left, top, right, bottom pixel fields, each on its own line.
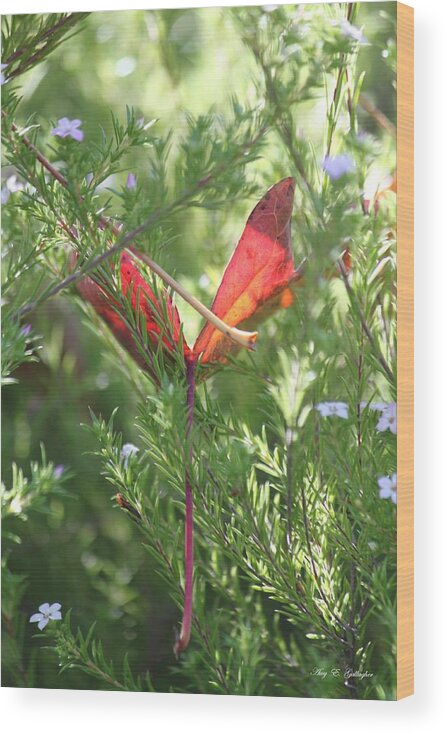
left=174, top=357, right=196, bottom=656
left=4, top=13, right=89, bottom=79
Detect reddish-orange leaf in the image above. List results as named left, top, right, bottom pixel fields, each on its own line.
left=76, top=251, right=189, bottom=380
left=75, top=178, right=302, bottom=376
left=120, top=252, right=190, bottom=357
left=193, top=177, right=301, bottom=364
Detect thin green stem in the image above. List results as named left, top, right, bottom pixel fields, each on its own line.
left=325, top=3, right=357, bottom=158
left=337, top=257, right=394, bottom=383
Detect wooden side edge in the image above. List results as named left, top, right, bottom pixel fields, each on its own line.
left=396, top=1, right=414, bottom=701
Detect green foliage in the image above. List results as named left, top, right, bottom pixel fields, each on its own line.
left=2, top=3, right=397, bottom=699
left=1, top=444, right=70, bottom=528
left=44, top=610, right=154, bottom=691
left=1, top=13, right=89, bottom=82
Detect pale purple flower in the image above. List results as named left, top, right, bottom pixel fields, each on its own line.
left=96, top=174, right=116, bottom=192
left=357, top=131, right=375, bottom=149
left=20, top=324, right=32, bottom=337
left=378, top=473, right=397, bottom=504
left=29, top=602, right=62, bottom=630
left=1, top=174, right=24, bottom=204
left=1, top=63, right=8, bottom=85
left=6, top=174, right=24, bottom=193
left=316, top=401, right=349, bottom=419
left=126, top=173, right=137, bottom=189
left=51, top=117, right=84, bottom=142
left=340, top=19, right=369, bottom=45
left=370, top=401, right=389, bottom=411
left=360, top=400, right=388, bottom=412
left=376, top=402, right=397, bottom=435
left=53, top=465, right=65, bottom=479
left=120, top=443, right=139, bottom=468
left=322, top=154, right=355, bottom=181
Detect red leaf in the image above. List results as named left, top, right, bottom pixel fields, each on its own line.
left=120, top=252, right=190, bottom=356
left=76, top=252, right=189, bottom=380
left=75, top=178, right=301, bottom=377
left=193, top=177, right=301, bottom=364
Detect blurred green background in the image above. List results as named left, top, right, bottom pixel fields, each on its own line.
left=2, top=3, right=396, bottom=691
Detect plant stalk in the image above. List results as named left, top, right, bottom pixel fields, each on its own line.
left=174, top=357, right=196, bottom=656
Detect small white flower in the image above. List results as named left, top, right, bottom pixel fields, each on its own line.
left=316, top=401, right=349, bottom=419
left=378, top=473, right=397, bottom=504
left=120, top=443, right=139, bottom=468
left=10, top=496, right=23, bottom=514
left=198, top=273, right=210, bottom=289
left=340, top=19, right=369, bottom=45
left=376, top=402, right=397, bottom=434
left=136, top=117, right=157, bottom=132
left=29, top=602, right=62, bottom=630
